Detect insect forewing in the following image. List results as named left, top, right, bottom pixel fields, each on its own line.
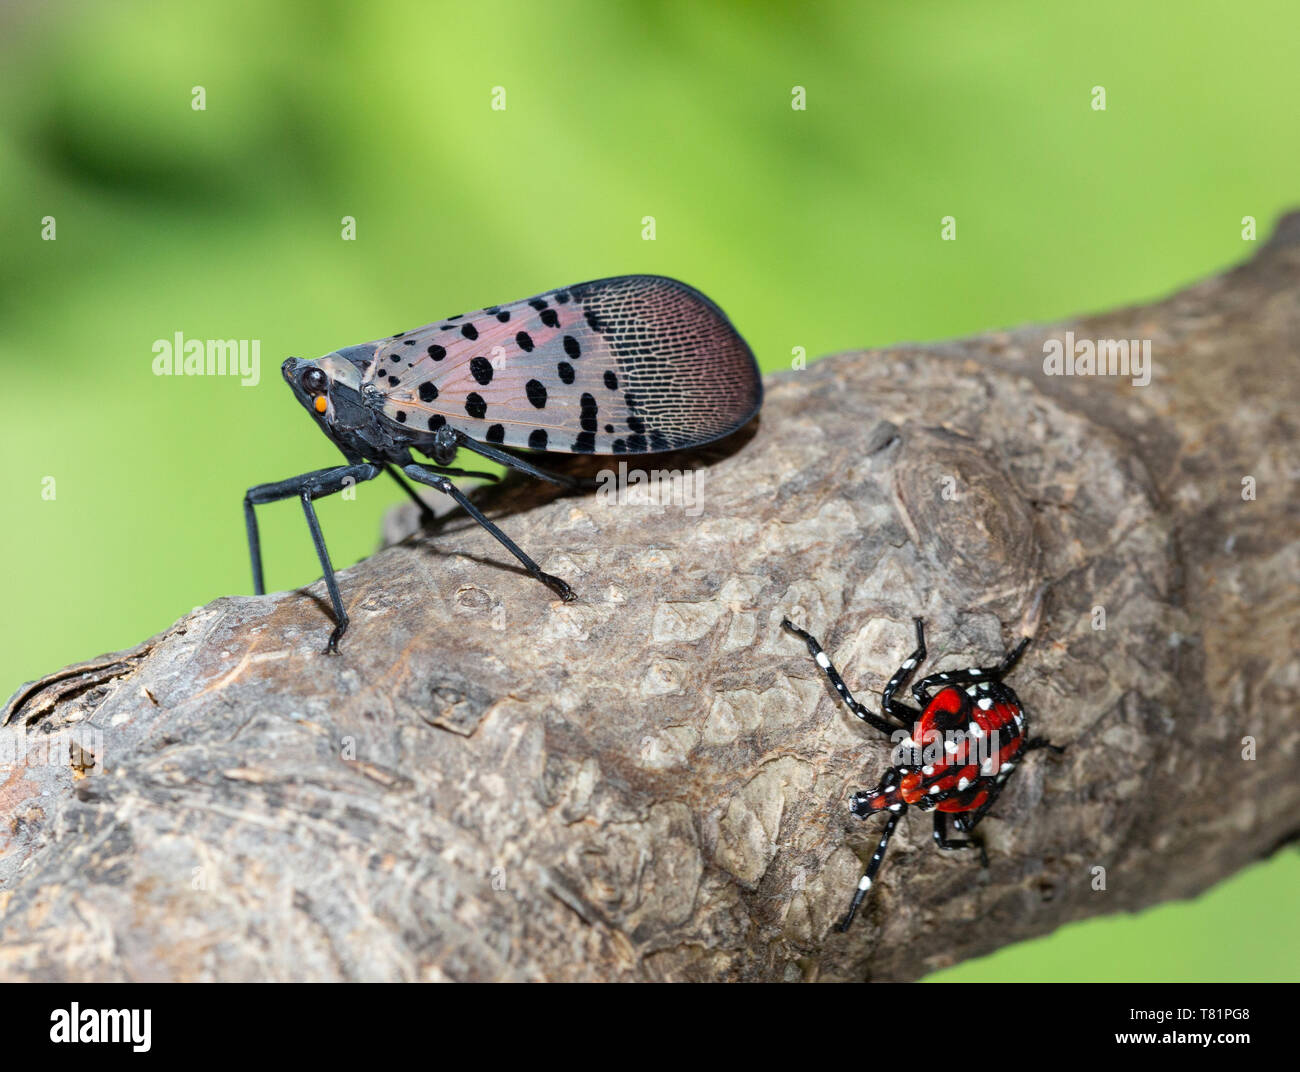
left=361, top=275, right=761, bottom=454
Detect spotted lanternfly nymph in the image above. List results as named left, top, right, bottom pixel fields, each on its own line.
left=781, top=617, right=1064, bottom=931
left=245, top=275, right=762, bottom=651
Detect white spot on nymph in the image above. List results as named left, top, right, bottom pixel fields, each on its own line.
left=940, top=673, right=949, bottom=680
left=929, top=784, right=941, bottom=794
left=977, top=697, right=994, bottom=710
left=981, top=757, right=995, bottom=775
left=858, top=875, right=872, bottom=891
left=815, top=651, right=830, bottom=668
left=922, top=765, right=934, bottom=775
left=1002, top=762, right=1015, bottom=773
left=957, top=777, right=970, bottom=790
left=978, top=682, right=990, bottom=691
left=969, top=668, right=981, bottom=675
left=902, top=658, right=916, bottom=670
left=944, top=739, right=958, bottom=754
left=966, top=686, right=978, bottom=696
left=889, top=803, right=903, bottom=812
left=968, top=722, right=984, bottom=738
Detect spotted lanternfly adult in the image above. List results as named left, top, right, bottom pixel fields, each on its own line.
left=781, top=617, right=1065, bottom=931
left=245, top=275, right=762, bottom=652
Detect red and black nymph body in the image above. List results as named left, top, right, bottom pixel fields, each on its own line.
left=782, top=617, right=1065, bottom=930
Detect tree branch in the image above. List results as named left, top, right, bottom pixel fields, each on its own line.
left=3, top=217, right=1298, bottom=982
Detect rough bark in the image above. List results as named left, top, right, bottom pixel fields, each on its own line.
left=2, top=218, right=1297, bottom=983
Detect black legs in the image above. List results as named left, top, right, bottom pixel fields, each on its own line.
left=384, top=464, right=438, bottom=526
left=881, top=617, right=926, bottom=724
left=300, top=488, right=349, bottom=653
left=383, top=463, right=502, bottom=527
left=932, top=810, right=989, bottom=867
left=912, top=634, right=1031, bottom=706
left=244, top=464, right=381, bottom=594
left=244, top=463, right=381, bottom=652
left=780, top=619, right=904, bottom=737
left=454, top=431, right=596, bottom=491
left=244, top=451, right=573, bottom=652
left=244, top=457, right=573, bottom=651
left=402, top=464, right=575, bottom=601
left=838, top=812, right=900, bottom=932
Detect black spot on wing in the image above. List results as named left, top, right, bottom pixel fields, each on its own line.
left=579, top=392, right=598, bottom=433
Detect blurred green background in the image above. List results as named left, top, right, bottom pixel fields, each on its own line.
left=1, top=0, right=1296, bottom=981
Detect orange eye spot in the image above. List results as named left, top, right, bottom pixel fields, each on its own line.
left=314, top=396, right=328, bottom=413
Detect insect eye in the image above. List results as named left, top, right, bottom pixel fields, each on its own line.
left=301, top=368, right=328, bottom=394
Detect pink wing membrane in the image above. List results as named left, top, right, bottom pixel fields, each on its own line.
left=360, top=275, right=761, bottom=454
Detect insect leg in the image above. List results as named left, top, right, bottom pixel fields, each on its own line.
left=454, top=434, right=597, bottom=491
left=932, top=811, right=988, bottom=868
left=299, top=491, right=349, bottom=654
left=403, top=464, right=575, bottom=601
left=991, top=636, right=1032, bottom=679
left=1024, top=736, right=1066, bottom=755
left=243, top=465, right=380, bottom=598
left=780, top=619, right=902, bottom=737
left=951, top=770, right=1016, bottom=833
left=839, top=811, right=901, bottom=932
left=882, top=617, right=926, bottom=724
left=422, top=466, right=502, bottom=481
left=383, top=464, right=502, bottom=529
left=384, top=465, right=438, bottom=525
left=911, top=635, right=1033, bottom=702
